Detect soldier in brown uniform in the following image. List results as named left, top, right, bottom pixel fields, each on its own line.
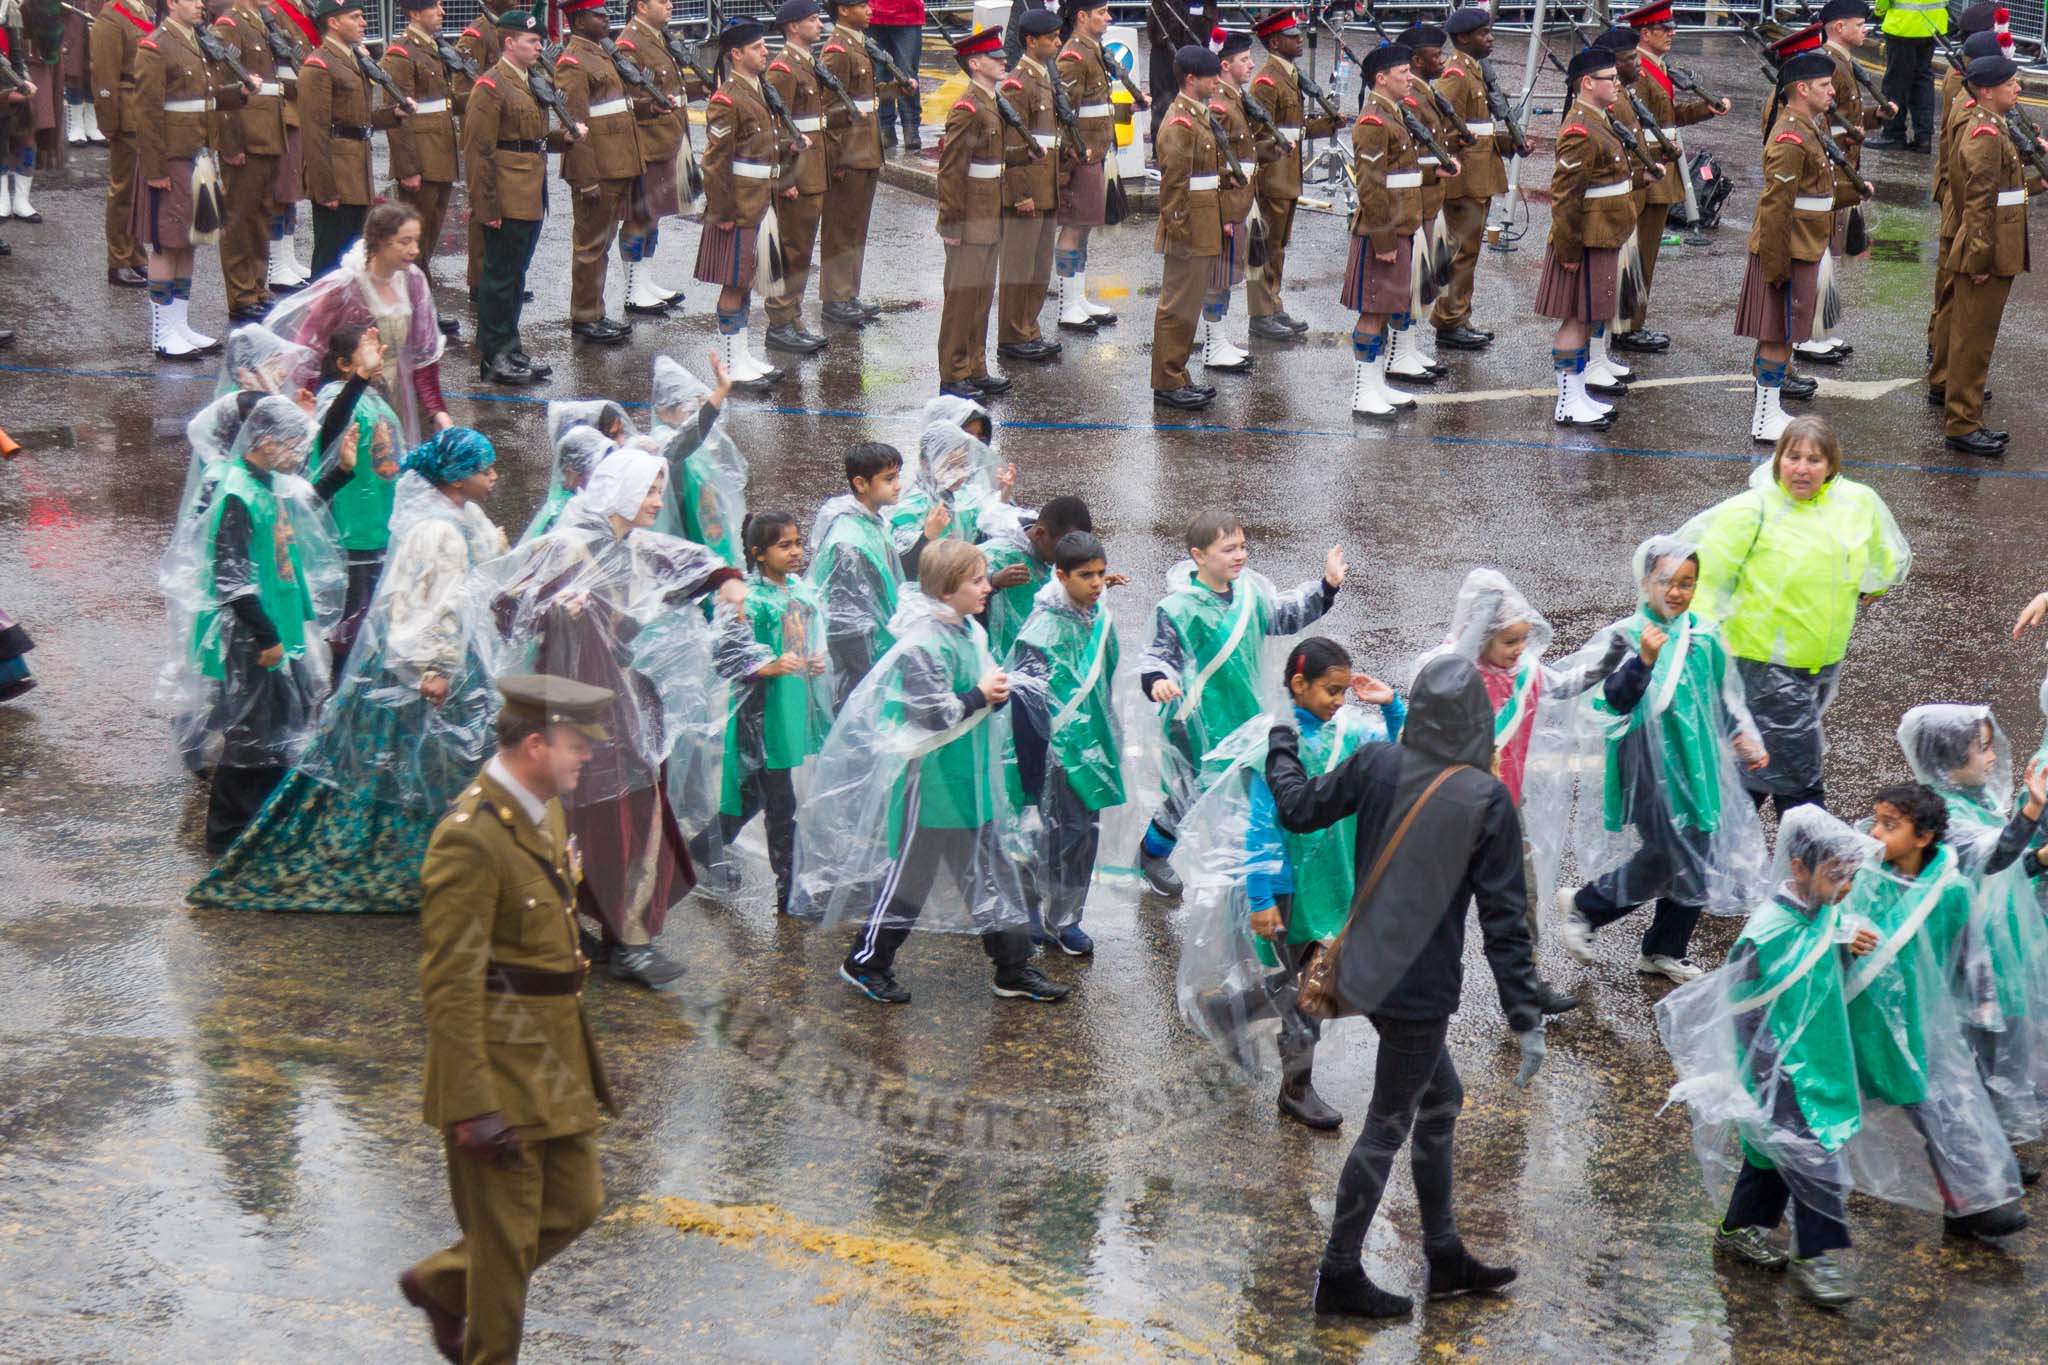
left=995, top=7, right=1062, bottom=365
left=764, top=0, right=832, bottom=357
left=132, top=0, right=249, bottom=359
left=1052, top=0, right=1128, bottom=331
left=1246, top=8, right=1332, bottom=341
left=1385, top=23, right=1463, bottom=385
left=381, top=0, right=460, bottom=321
left=555, top=0, right=642, bottom=345
left=1430, top=7, right=1522, bottom=351
left=818, top=0, right=884, bottom=326
left=1534, top=48, right=1637, bottom=430
left=1791, top=0, right=1890, bottom=364
left=398, top=674, right=617, bottom=1365
left=261, top=0, right=316, bottom=292
left=1151, top=44, right=1225, bottom=411
left=61, top=0, right=104, bottom=145
left=463, top=8, right=576, bottom=385
left=1736, top=47, right=1867, bottom=443
left=935, top=26, right=1015, bottom=400
left=299, top=0, right=404, bottom=278
left=91, top=0, right=152, bottom=286
left=695, top=16, right=806, bottom=387
left=617, top=0, right=688, bottom=315
left=1618, top=0, right=1730, bottom=356
left=1580, top=27, right=1654, bottom=394
left=213, top=0, right=290, bottom=319
left=1927, top=23, right=2014, bottom=401
left=1200, top=25, right=1274, bottom=374
left=1343, top=42, right=1423, bottom=417
left=454, top=0, right=517, bottom=297
left=1942, top=53, right=2038, bottom=456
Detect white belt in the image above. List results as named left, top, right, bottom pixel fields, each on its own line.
left=734, top=160, right=775, bottom=179
left=1586, top=179, right=1632, bottom=199
left=255, top=81, right=283, bottom=97
left=852, top=97, right=875, bottom=113
left=1032, top=131, right=1056, bottom=149
left=1998, top=187, right=2028, bottom=206
left=793, top=114, right=824, bottom=131
left=412, top=97, right=448, bottom=115
left=1188, top=173, right=1219, bottom=191
left=279, top=66, right=295, bottom=80
left=1793, top=194, right=1834, bottom=211
left=588, top=97, right=630, bottom=119
left=1464, top=119, right=1494, bottom=134
left=968, top=161, right=1002, bottom=178
left=1078, top=102, right=1112, bottom=117
left=1385, top=171, right=1422, bottom=188
left=1279, top=125, right=1302, bottom=144
left=1417, top=155, right=1440, bottom=166
left=165, top=99, right=209, bottom=114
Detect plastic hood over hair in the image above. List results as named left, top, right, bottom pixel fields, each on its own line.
left=650, top=353, right=712, bottom=423
left=921, top=391, right=992, bottom=437
left=1424, top=568, right=1555, bottom=669
left=231, top=394, right=317, bottom=474
left=259, top=241, right=445, bottom=444
left=787, top=592, right=1032, bottom=935
left=294, top=471, right=509, bottom=812
left=893, top=403, right=1018, bottom=549
left=1533, top=535, right=1771, bottom=918
left=521, top=421, right=620, bottom=547
left=546, top=398, right=636, bottom=452
left=808, top=493, right=904, bottom=693
left=216, top=323, right=317, bottom=401
left=1900, top=703, right=2012, bottom=819
left=1656, top=806, right=1879, bottom=1217
left=571, top=447, right=667, bottom=525
left=557, top=426, right=617, bottom=484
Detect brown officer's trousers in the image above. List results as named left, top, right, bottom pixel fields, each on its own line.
left=820, top=166, right=877, bottom=304
left=997, top=210, right=1056, bottom=345
left=939, top=239, right=998, bottom=384
left=1246, top=192, right=1295, bottom=318
left=1429, top=194, right=1488, bottom=332
left=570, top=178, right=631, bottom=324
left=766, top=190, right=823, bottom=326
left=1152, top=250, right=1208, bottom=390
left=1943, top=271, right=2012, bottom=438
left=105, top=132, right=147, bottom=272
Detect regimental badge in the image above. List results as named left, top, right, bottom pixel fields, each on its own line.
left=566, top=833, right=584, bottom=885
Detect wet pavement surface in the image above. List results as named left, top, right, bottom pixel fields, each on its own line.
left=8, top=36, right=2048, bottom=1364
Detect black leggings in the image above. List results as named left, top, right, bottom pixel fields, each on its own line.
left=1320, top=1014, right=1464, bottom=1274
left=844, top=823, right=1032, bottom=975
left=721, top=767, right=798, bottom=909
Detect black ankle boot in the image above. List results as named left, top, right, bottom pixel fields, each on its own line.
left=1278, top=1067, right=1343, bottom=1130
left=1313, top=1265, right=1412, bottom=1317
left=1425, top=1241, right=1519, bottom=1299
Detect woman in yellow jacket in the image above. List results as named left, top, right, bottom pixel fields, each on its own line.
left=1679, top=414, right=1909, bottom=816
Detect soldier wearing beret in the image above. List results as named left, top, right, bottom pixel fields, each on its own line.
left=380, top=0, right=461, bottom=329
left=1429, top=6, right=1522, bottom=352
left=399, top=673, right=618, bottom=1365
left=1151, top=43, right=1226, bottom=411
left=764, top=0, right=832, bottom=357
left=934, top=26, right=1016, bottom=399
left=1246, top=8, right=1334, bottom=341
left=299, top=0, right=405, bottom=278
left=556, top=0, right=645, bottom=346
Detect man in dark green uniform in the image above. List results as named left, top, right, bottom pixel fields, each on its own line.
left=399, top=673, right=617, bottom=1365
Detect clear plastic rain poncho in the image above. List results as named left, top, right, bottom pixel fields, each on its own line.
left=808, top=493, right=905, bottom=703
left=521, top=423, right=619, bottom=546
left=215, top=323, right=318, bottom=403
left=261, top=239, right=447, bottom=445
left=1899, top=703, right=2048, bottom=1142
left=1677, top=457, right=1911, bottom=798
left=310, top=379, right=405, bottom=554
left=1836, top=847, right=2024, bottom=1216
left=159, top=396, right=346, bottom=771
left=786, top=592, right=1032, bottom=935
left=647, top=354, right=748, bottom=567
left=1173, top=702, right=1400, bottom=1081
left=1533, top=537, right=1772, bottom=918
left=293, top=467, right=509, bottom=812
left=1657, top=806, right=1879, bottom=1214
left=888, top=395, right=1020, bottom=553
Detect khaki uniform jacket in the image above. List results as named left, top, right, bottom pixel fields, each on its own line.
left=1154, top=91, right=1223, bottom=258
left=133, top=21, right=244, bottom=180
left=999, top=55, right=1057, bottom=211
left=1402, top=89, right=1459, bottom=222
left=1056, top=31, right=1115, bottom=163
left=1607, top=92, right=1651, bottom=206
left=1250, top=54, right=1338, bottom=201
left=462, top=60, right=549, bottom=224
left=300, top=34, right=393, bottom=206
left=1634, top=57, right=1715, bottom=206
left=820, top=24, right=881, bottom=172
left=1751, top=110, right=1861, bottom=281
left=1214, top=82, right=1272, bottom=224
left=269, top=2, right=313, bottom=132
left=1548, top=100, right=1637, bottom=262
left=1352, top=89, right=1421, bottom=252
left=703, top=73, right=784, bottom=228
left=452, top=11, right=501, bottom=115
left=419, top=770, right=615, bottom=1140
left=617, top=15, right=684, bottom=166
left=214, top=3, right=287, bottom=158
left=89, top=0, right=151, bottom=137
left=557, top=33, right=644, bottom=187
left=937, top=85, right=1007, bottom=245
left=765, top=45, right=829, bottom=195
left=382, top=23, right=458, bottom=184
left=1434, top=50, right=1514, bottom=200
left=1826, top=41, right=1875, bottom=169
left=1950, top=107, right=2032, bottom=277
left=1935, top=82, right=1977, bottom=213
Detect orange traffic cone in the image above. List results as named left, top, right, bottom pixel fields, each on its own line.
left=0, top=427, right=20, bottom=460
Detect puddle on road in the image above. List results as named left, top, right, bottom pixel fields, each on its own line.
left=1867, top=237, right=1924, bottom=264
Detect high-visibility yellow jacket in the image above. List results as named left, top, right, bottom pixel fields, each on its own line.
left=1875, top=0, right=1949, bottom=40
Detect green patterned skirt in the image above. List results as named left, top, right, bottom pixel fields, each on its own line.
left=187, top=768, right=438, bottom=914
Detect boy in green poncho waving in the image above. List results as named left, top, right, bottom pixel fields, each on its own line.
left=1135, top=512, right=1346, bottom=898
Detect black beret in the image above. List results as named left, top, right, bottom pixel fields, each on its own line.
left=1445, top=6, right=1492, bottom=35
left=1175, top=43, right=1221, bottom=77
left=1967, top=52, right=2021, bottom=86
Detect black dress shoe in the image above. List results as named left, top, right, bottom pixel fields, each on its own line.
left=1278, top=312, right=1310, bottom=333
left=997, top=339, right=1060, bottom=361
left=765, top=322, right=828, bottom=354
left=520, top=288, right=534, bottom=302
left=109, top=265, right=148, bottom=287
left=857, top=299, right=882, bottom=319
left=228, top=305, right=271, bottom=323
left=1946, top=429, right=2008, bottom=457
left=939, top=382, right=982, bottom=399
left=1555, top=409, right=1615, bottom=430
left=480, top=352, right=538, bottom=385
left=1864, top=130, right=1910, bottom=149
left=1435, top=324, right=1491, bottom=350
left=970, top=372, right=1012, bottom=394
left=1155, top=385, right=1213, bottom=410
left=624, top=297, right=674, bottom=316
left=508, top=349, right=552, bottom=379
left=1585, top=377, right=1630, bottom=397
left=1248, top=314, right=1301, bottom=341
left=438, top=316, right=460, bottom=339
left=821, top=300, right=869, bottom=326
left=572, top=318, right=632, bottom=345
left=0, top=238, right=11, bottom=255
left=1794, top=344, right=1848, bottom=366
left=1057, top=312, right=1100, bottom=333
left=1780, top=371, right=1818, bottom=400
left=0, top=327, right=15, bottom=348
left=1611, top=328, right=1670, bottom=353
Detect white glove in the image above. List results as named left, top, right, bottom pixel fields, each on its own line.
left=1513, top=1025, right=1546, bottom=1089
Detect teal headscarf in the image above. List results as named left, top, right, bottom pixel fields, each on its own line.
left=401, top=427, right=497, bottom=486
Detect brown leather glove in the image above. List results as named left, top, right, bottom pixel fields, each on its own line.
left=450, top=1112, right=523, bottom=1168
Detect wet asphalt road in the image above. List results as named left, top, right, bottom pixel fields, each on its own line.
left=8, top=35, right=2048, bottom=1363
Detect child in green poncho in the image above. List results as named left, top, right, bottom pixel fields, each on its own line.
left=1135, top=511, right=1346, bottom=898
left=811, top=442, right=926, bottom=707
left=711, top=512, right=833, bottom=912
left=1005, top=529, right=1131, bottom=958
left=982, top=496, right=1094, bottom=661
left=309, top=324, right=401, bottom=637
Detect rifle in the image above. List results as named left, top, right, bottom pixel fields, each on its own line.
left=355, top=42, right=416, bottom=113
left=56, top=2, right=97, bottom=26
left=1733, top=17, right=1874, bottom=195
left=929, top=14, right=1044, bottom=159
left=601, top=34, right=675, bottom=112
left=1472, top=52, right=1531, bottom=156
left=1560, top=14, right=1681, bottom=164
left=254, top=5, right=304, bottom=68
left=1206, top=108, right=1250, bottom=188
left=1328, top=9, right=1462, bottom=129
left=1046, top=51, right=1090, bottom=160
left=1790, top=0, right=1892, bottom=112
left=861, top=34, right=915, bottom=99
left=434, top=34, right=480, bottom=83
left=1661, top=59, right=1723, bottom=111
left=194, top=27, right=263, bottom=92
left=664, top=27, right=719, bottom=92
left=757, top=70, right=813, bottom=147
left=808, top=47, right=862, bottom=122
left=1294, top=61, right=1343, bottom=125
left=530, top=43, right=583, bottom=141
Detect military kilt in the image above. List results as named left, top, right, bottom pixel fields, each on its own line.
left=1340, top=232, right=1412, bottom=315
left=1533, top=244, right=1619, bottom=322
left=1733, top=254, right=1819, bottom=344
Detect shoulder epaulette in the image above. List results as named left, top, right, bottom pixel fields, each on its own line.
left=139, top=36, right=157, bottom=48
left=1000, top=77, right=1022, bottom=89
left=474, top=75, right=495, bottom=89
left=822, top=42, right=845, bottom=54
left=557, top=53, right=579, bottom=66
left=710, top=90, right=733, bottom=105
left=1972, top=123, right=2000, bottom=136
left=1360, top=113, right=1383, bottom=126
left=1774, top=130, right=1802, bottom=143
left=215, top=14, right=234, bottom=26
left=1402, top=95, right=1418, bottom=106
left=385, top=42, right=407, bottom=56
left=953, top=98, right=976, bottom=112
left=615, top=37, right=636, bottom=50
left=460, top=25, right=480, bottom=37
left=1207, top=101, right=1225, bottom=114
left=1561, top=123, right=1587, bottom=136
left=303, top=51, right=325, bottom=67
left=1253, top=74, right=1275, bottom=87
left=769, top=59, right=790, bottom=73
left=1168, top=113, right=1192, bottom=128
left=1059, top=48, right=1081, bottom=61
